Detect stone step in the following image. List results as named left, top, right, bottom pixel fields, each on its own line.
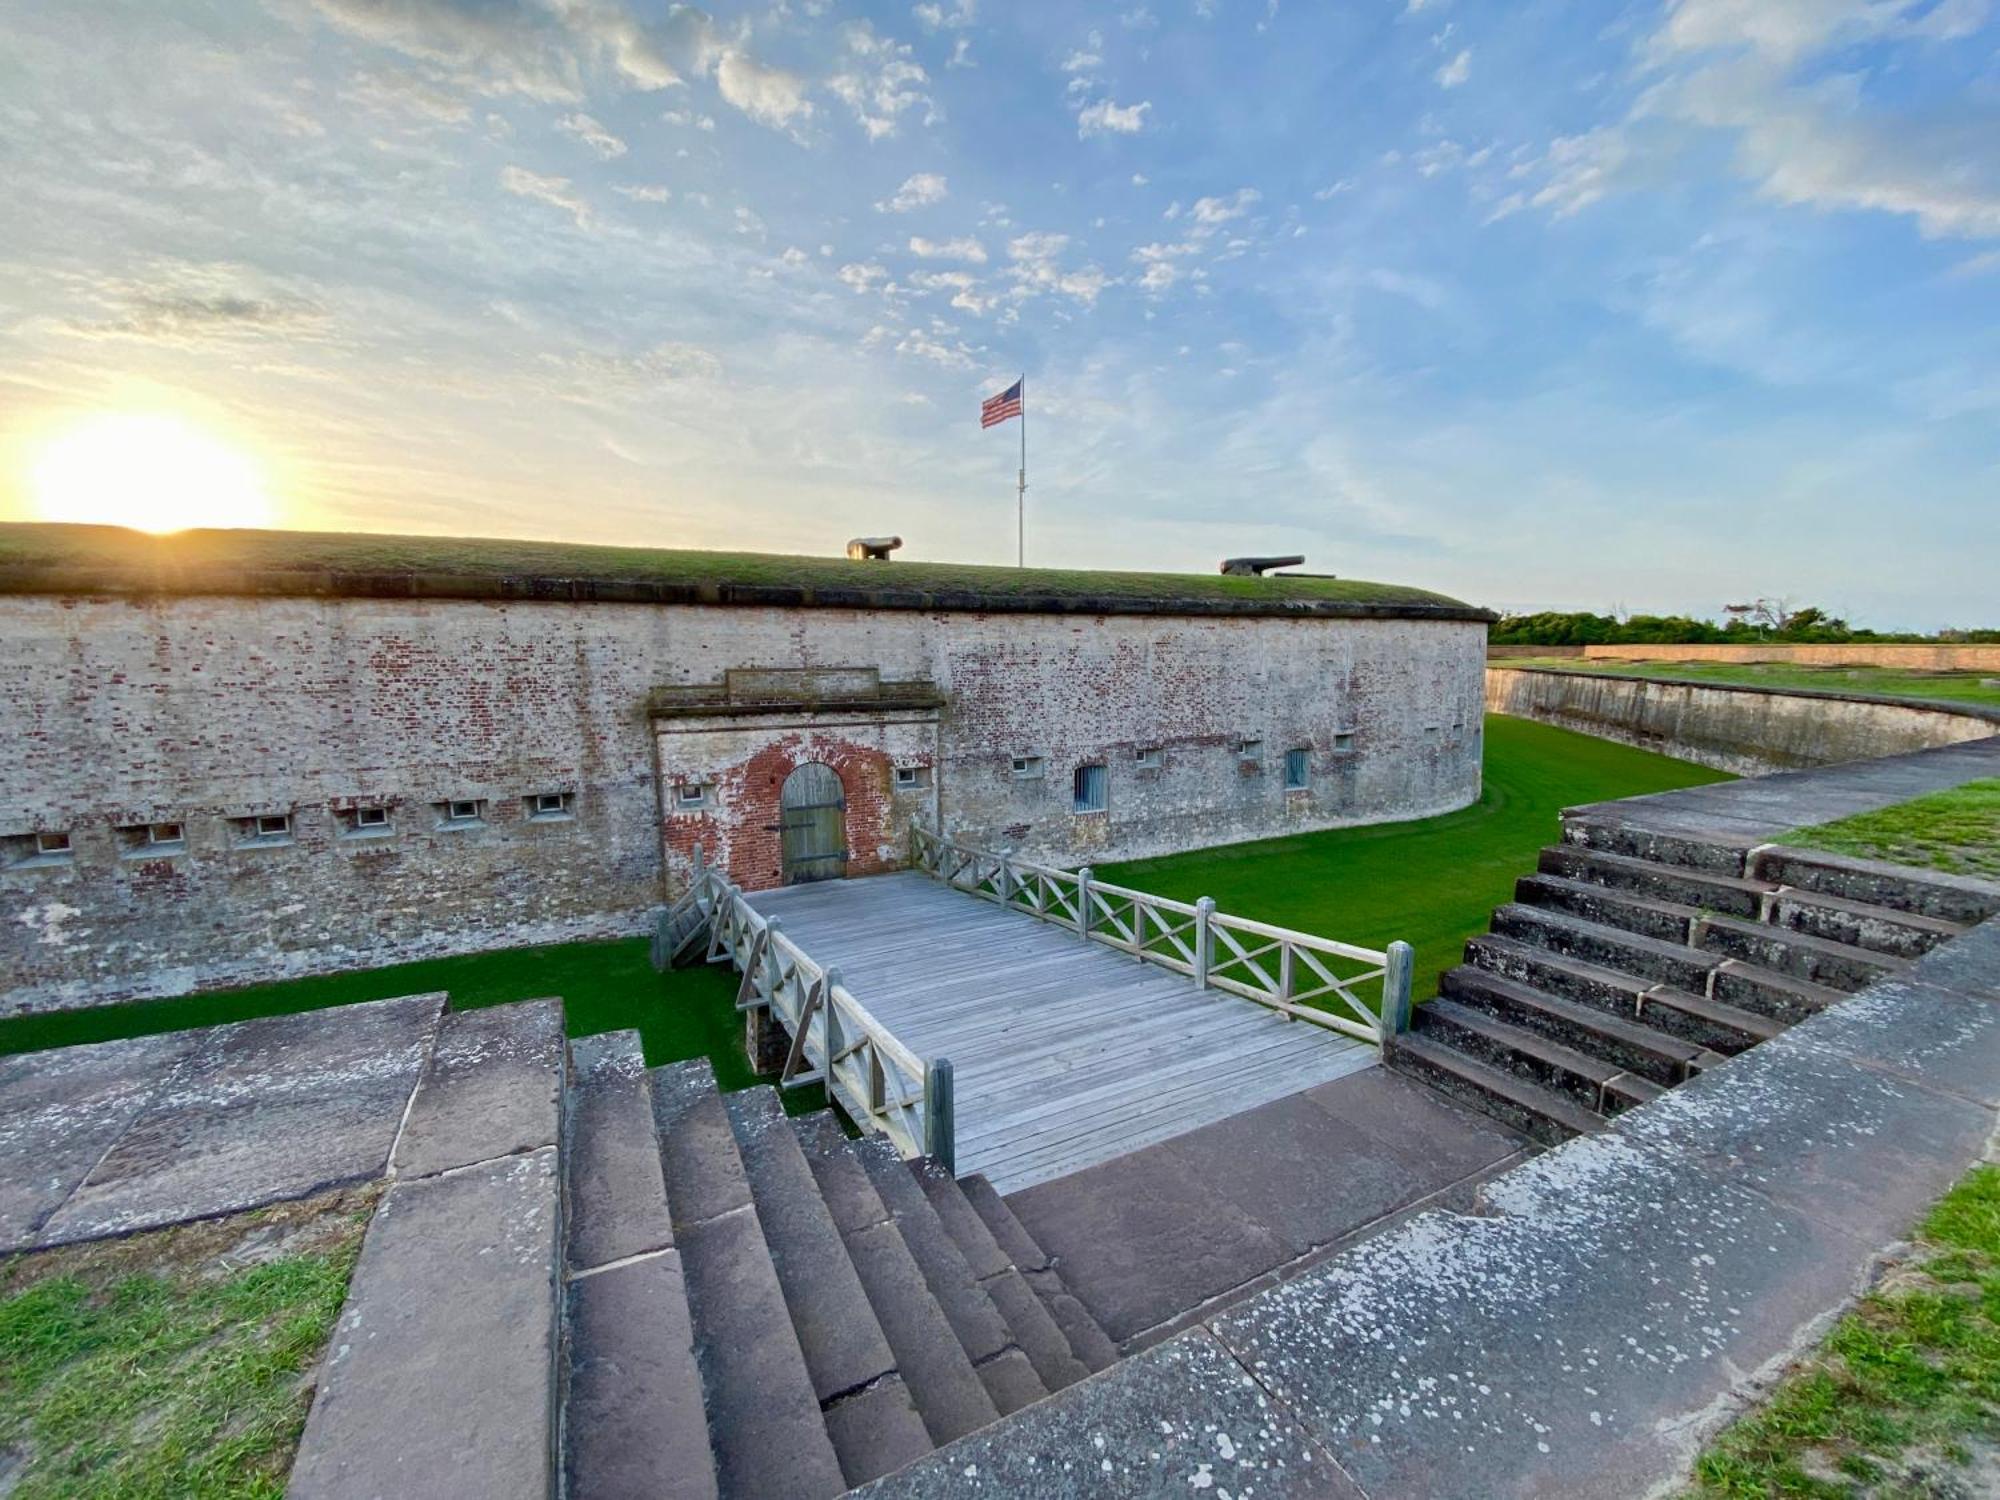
left=958, top=1175, right=1118, bottom=1374
left=1514, top=872, right=1700, bottom=945
left=1748, top=846, right=2000, bottom=927
left=652, top=1060, right=846, bottom=1500
left=1489, top=903, right=1720, bottom=994
left=791, top=1113, right=1002, bottom=1448
left=1415, top=998, right=1657, bottom=1116
left=908, top=1159, right=1094, bottom=1393
left=290, top=1148, right=562, bottom=1499
left=1465, top=936, right=1781, bottom=1054
left=1709, top=960, right=1847, bottom=1026
left=1536, top=843, right=1774, bottom=919
left=722, top=1090, right=932, bottom=1490
left=851, top=1133, right=1050, bottom=1418
left=1437, top=966, right=1704, bottom=1086
left=391, top=997, right=565, bottom=1180
left=1559, top=818, right=1749, bottom=875
left=562, top=1033, right=713, bottom=1500
left=1767, top=887, right=1971, bottom=960
left=1691, top=912, right=1907, bottom=993
left=1385, top=1032, right=1606, bottom=1146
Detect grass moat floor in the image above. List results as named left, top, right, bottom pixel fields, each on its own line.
left=0, top=716, right=1726, bottom=1076
left=1689, top=1165, right=2000, bottom=1499
left=1777, top=779, right=2000, bottom=882
left=1495, top=658, right=2000, bottom=714
left=0, top=1189, right=374, bottom=1499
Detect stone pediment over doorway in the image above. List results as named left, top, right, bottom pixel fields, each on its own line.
left=647, top=667, right=945, bottom=721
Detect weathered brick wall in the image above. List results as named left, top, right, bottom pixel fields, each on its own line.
left=0, top=594, right=1484, bottom=1014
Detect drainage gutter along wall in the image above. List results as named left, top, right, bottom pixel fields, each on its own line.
left=1485, top=665, right=2000, bottom=775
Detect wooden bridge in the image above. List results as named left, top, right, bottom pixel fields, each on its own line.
left=679, top=832, right=1413, bottom=1194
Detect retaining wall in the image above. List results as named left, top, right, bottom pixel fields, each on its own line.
left=1582, top=643, right=2000, bottom=670
left=1486, top=665, right=2000, bottom=775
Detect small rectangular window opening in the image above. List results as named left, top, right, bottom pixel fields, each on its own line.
left=36, top=830, right=72, bottom=856
left=237, top=813, right=293, bottom=846
left=675, top=782, right=709, bottom=809
left=527, top=792, right=574, bottom=821
left=441, top=799, right=486, bottom=827
left=1283, top=748, right=1310, bottom=791
left=893, top=765, right=932, bottom=790
left=1133, top=746, right=1161, bottom=770
left=120, top=821, right=186, bottom=856
left=148, top=821, right=185, bottom=844
left=1011, top=755, right=1045, bottom=780
left=1073, top=763, right=1108, bottom=814
left=1332, top=732, right=1355, bottom=754
left=1236, top=738, right=1263, bottom=762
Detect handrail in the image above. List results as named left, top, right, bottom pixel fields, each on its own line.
left=686, top=864, right=950, bottom=1166
left=909, top=825, right=1412, bottom=1045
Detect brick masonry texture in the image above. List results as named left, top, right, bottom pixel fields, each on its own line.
left=0, top=594, right=1485, bottom=1014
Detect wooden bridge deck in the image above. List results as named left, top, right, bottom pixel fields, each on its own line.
left=746, top=872, right=1376, bottom=1194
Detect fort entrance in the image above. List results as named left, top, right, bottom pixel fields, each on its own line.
left=779, top=761, right=847, bottom=883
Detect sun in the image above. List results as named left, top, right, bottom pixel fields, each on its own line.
left=29, top=412, right=276, bottom=533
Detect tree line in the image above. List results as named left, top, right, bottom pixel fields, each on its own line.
left=1492, top=599, right=2000, bottom=647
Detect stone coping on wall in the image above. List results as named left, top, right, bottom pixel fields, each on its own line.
left=0, top=522, right=1497, bottom=624
left=1488, top=662, right=2000, bottom=727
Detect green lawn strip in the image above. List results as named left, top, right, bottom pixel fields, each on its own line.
left=1688, top=1164, right=2000, bottom=1498
left=0, top=940, right=827, bottom=1112
left=1775, top=779, right=2000, bottom=881
left=1097, top=714, right=1730, bottom=1010
left=0, top=1194, right=373, bottom=1499
left=1495, top=659, right=2000, bottom=713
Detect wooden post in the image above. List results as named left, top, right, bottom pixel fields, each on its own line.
left=1077, top=866, right=1094, bottom=940
left=925, top=1056, right=956, bottom=1176
left=1382, top=940, right=1415, bottom=1037
left=822, top=966, right=843, bottom=1080
left=1194, top=896, right=1215, bottom=989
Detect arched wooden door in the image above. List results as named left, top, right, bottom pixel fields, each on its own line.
left=779, top=762, right=848, bottom=884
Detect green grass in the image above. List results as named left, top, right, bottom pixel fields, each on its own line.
left=1098, top=714, right=1731, bottom=1001
left=1777, top=779, right=2000, bottom=881
left=1496, top=658, right=2000, bottom=713
left=0, top=1198, right=371, bottom=1499
left=0, top=521, right=1477, bottom=612
left=1688, top=1164, right=2000, bottom=1498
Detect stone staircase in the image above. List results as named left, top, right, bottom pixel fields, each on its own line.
left=291, top=1010, right=1116, bottom=1499
left=1388, top=820, right=2000, bottom=1144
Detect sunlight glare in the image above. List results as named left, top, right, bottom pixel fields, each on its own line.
left=30, top=412, right=275, bottom=532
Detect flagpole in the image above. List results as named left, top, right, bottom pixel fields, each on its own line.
left=1017, top=374, right=1026, bottom=568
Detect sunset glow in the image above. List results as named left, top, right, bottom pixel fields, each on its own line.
left=29, top=413, right=275, bottom=533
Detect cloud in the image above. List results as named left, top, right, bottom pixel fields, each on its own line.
left=500, top=163, right=593, bottom=227
left=1190, top=187, right=1260, bottom=227
left=912, top=0, right=975, bottom=30
left=556, top=111, right=627, bottom=158
left=909, top=235, right=987, bottom=262
left=878, top=172, right=949, bottom=212
left=829, top=22, right=937, bottom=140
left=1077, top=97, right=1151, bottom=137
left=543, top=340, right=722, bottom=398
left=838, top=261, right=889, bottom=292
left=613, top=183, right=672, bottom=202
left=1061, top=49, right=1103, bottom=72
left=306, top=0, right=692, bottom=101
left=1434, top=47, right=1471, bottom=87
left=64, top=290, right=330, bottom=345
left=1006, top=232, right=1111, bottom=304
left=715, top=50, right=812, bottom=130
left=909, top=269, right=993, bottom=312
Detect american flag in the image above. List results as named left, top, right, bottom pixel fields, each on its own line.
left=980, top=378, right=1023, bottom=428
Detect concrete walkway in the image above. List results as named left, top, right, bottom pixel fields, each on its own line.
left=856, top=739, right=2000, bottom=1500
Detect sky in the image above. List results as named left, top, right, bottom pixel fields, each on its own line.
left=0, top=0, right=1996, bottom=628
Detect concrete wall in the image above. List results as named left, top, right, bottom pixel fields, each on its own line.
left=0, top=594, right=1485, bottom=1013
left=1486, top=666, right=1999, bottom=776
left=1581, top=643, right=2000, bottom=670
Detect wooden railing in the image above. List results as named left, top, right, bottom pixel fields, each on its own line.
left=680, top=862, right=954, bottom=1169
left=909, top=826, right=1413, bottom=1044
